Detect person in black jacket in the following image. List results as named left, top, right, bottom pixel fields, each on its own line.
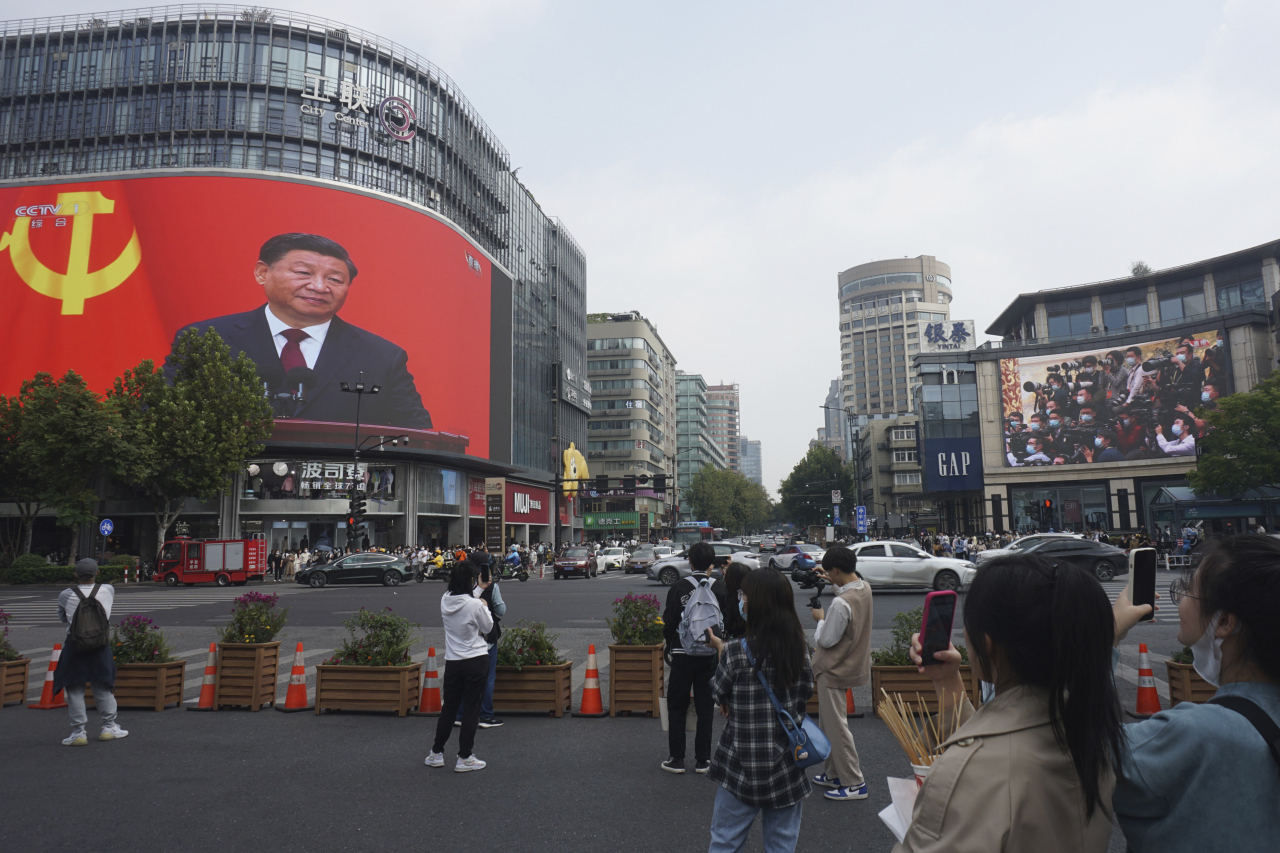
left=661, top=542, right=727, bottom=775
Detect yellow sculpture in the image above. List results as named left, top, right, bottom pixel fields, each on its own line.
left=1, top=190, right=141, bottom=314
left=562, top=442, right=590, bottom=496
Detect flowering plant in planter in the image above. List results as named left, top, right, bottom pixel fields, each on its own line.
left=608, top=593, right=664, bottom=646
left=217, top=591, right=289, bottom=644
left=323, top=608, right=419, bottom=667
left=497, top=620, right=565, bottom=671
left=111, top=615, right=173, bottom=664
left=0, top=609, right=21, bottom=662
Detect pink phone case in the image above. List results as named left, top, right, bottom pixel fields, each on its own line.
left=920, top=590, right=958, bottom=665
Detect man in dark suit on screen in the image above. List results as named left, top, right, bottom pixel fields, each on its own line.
left=165, top=233, right=432, bottom=429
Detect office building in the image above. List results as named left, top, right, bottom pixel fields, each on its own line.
left=740, top=436, right=762, bottom=486
left=706, top=382, right=741, bottom=471
left=676, top=371, right=728, bottom=522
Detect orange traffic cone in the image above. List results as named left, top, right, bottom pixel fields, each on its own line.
left=277, top=642, right=312, bottom=712
left=573, top=644, right=607, bottom=717
left=27, top=644, right=67, bottom=709
left=1132, top=643, right=1162, bottom=718
left=846, top=687, right=865, bottom=718
left=414, top=647, right=442, bottom=715
left=187, top=643, right=217, bottom=711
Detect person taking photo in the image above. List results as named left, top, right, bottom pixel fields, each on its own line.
left=1111, top=534, right=1280, bottom=851
left=808, top=547, right=872, bottom=802
left=426, top=562, right=494, bottom=772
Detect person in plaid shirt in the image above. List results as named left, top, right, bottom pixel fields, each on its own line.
left=705, top=568, right=814, bottom=852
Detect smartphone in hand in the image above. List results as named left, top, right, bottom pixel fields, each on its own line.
left=1128, top=547, right=1156, bottom=622
left=920, top=590, right=958, bottom=667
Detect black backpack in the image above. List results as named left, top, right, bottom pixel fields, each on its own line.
left=69, top=583, right=110, bottom=651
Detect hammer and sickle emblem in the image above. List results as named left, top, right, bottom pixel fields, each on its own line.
left=0, top=190, right=141, bottom=314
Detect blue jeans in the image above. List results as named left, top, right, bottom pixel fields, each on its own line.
left=457, top=644, right=497, bottom=720
left=708, top=785, right=803, bottom=853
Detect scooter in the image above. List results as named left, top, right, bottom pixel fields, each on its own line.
left=500, top=553, right=529, bottom=582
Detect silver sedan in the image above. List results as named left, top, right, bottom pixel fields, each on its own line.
left=647, top=543, right=761, bottom=585
left=846, top=541, right=975, bottom=591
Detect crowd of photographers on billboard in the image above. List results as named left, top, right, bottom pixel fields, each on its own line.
left=1005, top=334, right=1229, bottom=467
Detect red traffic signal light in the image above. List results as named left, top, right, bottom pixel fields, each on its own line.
left=1043, top=499, right=1052, bottom=508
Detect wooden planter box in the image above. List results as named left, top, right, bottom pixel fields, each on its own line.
left=0, top=658, right=30, bottom=707
left=314, top=662, right=422, bottom=717
left=871, top=665, right=982, bottom=716
left=1166, top=660, right=1216, bottom=706
left=494, top=661, right=573, bottom=717
left=214, top=641, right=281, bottom=711
left=83, top=660, right=187, bottom=711
left=609, top=644, right=664, bottom=717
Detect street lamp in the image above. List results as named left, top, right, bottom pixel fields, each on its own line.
left=339, top=373, right=408, bottom=548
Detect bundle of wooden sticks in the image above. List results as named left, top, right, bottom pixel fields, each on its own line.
left=878, top=689, right=963, bottom=766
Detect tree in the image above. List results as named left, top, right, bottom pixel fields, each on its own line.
left=109, top=328, right=273, bottom=559
left=778, top=446, right=856, bottom=528
left=0, top=371, right=121, bottom=558
left=684, top=467, right=773, bottom=534
left=1188, top=371, right=1280, bottom=500
left=1131, top=261, right=1153, bottom=276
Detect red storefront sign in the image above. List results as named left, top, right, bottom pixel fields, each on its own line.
left=505, top=484, right=551, bottom=525
left=469, top=477, right=487, bottom=517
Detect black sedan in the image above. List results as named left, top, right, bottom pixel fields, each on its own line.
left=1011, top=537, right=1129, bottom=580
left=554, top=547, right=597, bottom=579
left=296, top=553, right=415, bottom=588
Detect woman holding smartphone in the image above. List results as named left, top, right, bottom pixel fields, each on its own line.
left=1112, top=534, right=1280, bottom=851
left=898, top=553, right=1121, bottom=852
left=426, top=561, right=493, bottom=773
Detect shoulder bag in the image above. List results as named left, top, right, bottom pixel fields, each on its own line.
left=740, top=639, right=830, bottom=769
left=1208, top=695, right=1280, bottom=768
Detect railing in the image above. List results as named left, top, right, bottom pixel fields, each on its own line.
left=985, top=299, right=1269, bottom=350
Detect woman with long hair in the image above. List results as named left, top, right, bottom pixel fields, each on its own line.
left=705, top=567, right=813, bottom=853
left=426, top=561, right=493, bottom=773
left=898, top=553, right=1121, bottom=852
left=1112, top=535, right=1280, bottom=851
left=720, top=562, right=752, bottom=640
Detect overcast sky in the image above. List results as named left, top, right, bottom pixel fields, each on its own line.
left=19, top=0, right=1279, bottom=494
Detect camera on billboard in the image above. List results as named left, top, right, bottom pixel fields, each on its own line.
left=1057, top=427, right=1095, bottom=449
left=1099, top=356, right=1118, bottom=367
left=1060, top=380, right=1094, bottom=392
left=1007, top=434, right=1030, bottom=457
left=1060, top=360, right=1085, bottom=371
left=1023, top=380, right=1052, bottom=394
left=1143, top=356, right=1175, bottom=372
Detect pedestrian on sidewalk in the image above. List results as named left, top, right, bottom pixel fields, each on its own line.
left=1111, top=534, right=1280, bottom=852
left=809, top=546, right=872, bottom=802
left=269, top=549, right=283, bottom=582
left=661, top=541, right=727, bottom=775
left=456, top=561, right=506, bottom=729
left=283, top=551, right=296, bottom=581
left=703, top=568, right=813, bottom=853
left=427, top=562, right=494, bottom=772
left=721, top=563, right=751, bottom=641
left=54, top=559, right=127, bottom=745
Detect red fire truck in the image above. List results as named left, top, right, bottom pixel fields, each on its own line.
left=153, top=536, right=267, bottom=587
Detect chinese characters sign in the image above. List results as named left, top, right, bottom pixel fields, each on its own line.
left=918, top=319, right=976, bottom=353
left=301, top=74, right=416, bottom=141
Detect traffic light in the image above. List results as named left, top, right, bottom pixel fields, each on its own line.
left=348, top=493, right=367, bottom=539
left=1044, top=499, right=1052, bottom=508
left=622, top=475, right=637, bottom=494
left=594, top=474, right=609, bottom=494
left=653, top=474, right=667, bottom=492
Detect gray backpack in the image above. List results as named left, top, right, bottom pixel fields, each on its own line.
left=677, top=577, right=723, bottom=656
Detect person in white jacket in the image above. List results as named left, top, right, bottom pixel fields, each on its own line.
left=1155, top=418, right=1196, bottom=457
left=426, top=562, right=493, bottom=772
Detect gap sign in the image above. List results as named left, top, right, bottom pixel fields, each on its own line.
left=922, top=437, right=984, bottom=492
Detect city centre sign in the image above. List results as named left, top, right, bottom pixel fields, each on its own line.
left=300, top=73, right=417, bottom=141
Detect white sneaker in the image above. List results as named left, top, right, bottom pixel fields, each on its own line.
left=455, top=755, right=487, bottom=772
left=424, top=751, right=445, bottom=768
left=98, top=723, right=129, bottom=741
left=62, top=730, right=88, bottom=747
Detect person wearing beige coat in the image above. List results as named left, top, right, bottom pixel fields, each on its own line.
left=892, top=552, right=1123, bottom=853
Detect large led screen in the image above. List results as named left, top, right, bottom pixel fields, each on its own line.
left=0, top=175, right=512, bottom=462
left=999, top=329, right=1230, bottom=467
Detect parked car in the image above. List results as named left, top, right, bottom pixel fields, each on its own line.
left=982, top=536, right=1129, bottom=581
left=554, top=547, right=597, bottom=579
left=973, top=533, right=1084, bottom=566
left=845, top=541, right=976, bottom=591
left=596, top=547, right=628, bottom=572
left=296, top=553, right=414, bottom=588
left=624, top=546, right=659, bottom=574
left=768, top=544, right=825, bottom=571
left=647, top=543, right=760, bottom=585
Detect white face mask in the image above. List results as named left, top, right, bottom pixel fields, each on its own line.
left=1191, top=612, right=1227, bottom=687
left=980, top=680, right=996, bottom=703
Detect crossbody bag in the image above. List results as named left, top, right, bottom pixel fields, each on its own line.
left=1207, top=695, right=1280, bottom=768
left=740, top=639, right=830, bottom=769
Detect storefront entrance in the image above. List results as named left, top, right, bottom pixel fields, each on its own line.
left=1010, top=486, right=1109, bottom=535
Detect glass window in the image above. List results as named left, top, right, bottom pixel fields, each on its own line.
left=857, top=544, right=888, bottom=557
left=891, top=543, right=920, bottom=558
left=892, top=450, right=917, bottom=462
left=1157, top=279, right=1206, bottom=322
left=894, top=473, right=922, bottom=485
left=1214, top=264, right=1264, bottom=310
left=1046, top=297, right=1093, bottom=337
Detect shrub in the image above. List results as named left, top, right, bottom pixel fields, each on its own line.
left=10, top=553, right=49, bottom=571
left=323, top=608, right=418, bottom=666
left=111, top=615, right=173, bottom=664
left=497, top=620, right=565, bottom=671
left=1170, top=646, right=1194, bottom=664
left=608, top=593, right=664, bottom=646
left=0, top=609, right=22, bottom=662
left=870, top=605, right=969, bottom=667
left=217, top=591, right=288, bottom=644
left=4, top=564, right=77, bottom=585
